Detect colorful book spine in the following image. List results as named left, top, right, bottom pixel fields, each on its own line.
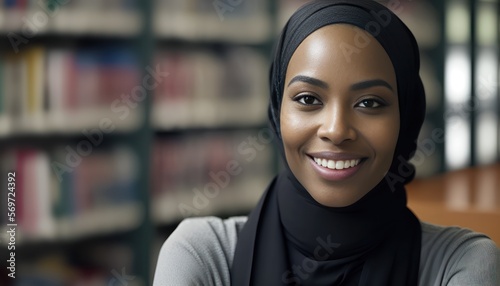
left=0, top=145, right=140, bottom=242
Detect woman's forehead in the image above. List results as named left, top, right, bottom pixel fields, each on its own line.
left=285, top=24, right=397, bottom=89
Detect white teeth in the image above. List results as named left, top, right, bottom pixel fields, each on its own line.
left=327, top=160, right=335, bottom=168
left=313, top=157, right=361, bottom=170
left=336, top=161, right=344, bottom=169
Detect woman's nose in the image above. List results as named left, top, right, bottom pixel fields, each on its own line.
left=317, top=106, right=357, bottom=145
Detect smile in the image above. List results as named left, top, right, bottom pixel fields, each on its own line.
left=313, top=157, right=361, bottom=170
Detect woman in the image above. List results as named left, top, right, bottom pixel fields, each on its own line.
left=153, top=1, right=500, bottom=285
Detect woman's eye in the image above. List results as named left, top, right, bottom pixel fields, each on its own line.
left=296, top=95, right=321, bottom=105
left=357, top=99, right=383, bottom=108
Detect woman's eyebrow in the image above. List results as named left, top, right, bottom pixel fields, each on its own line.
left=287, top=75, right=329, bottom=89
left=287, top=76, right=394, bottom=92
left=350, top=79, right=394, bottom=92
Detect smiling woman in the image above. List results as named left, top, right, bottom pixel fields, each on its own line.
left=281, top=24, right=400, bottom=207
left=152, top=1, right=500, bottom=285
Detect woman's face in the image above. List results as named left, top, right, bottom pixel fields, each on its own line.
left=281, top=24, right=400, bottom=207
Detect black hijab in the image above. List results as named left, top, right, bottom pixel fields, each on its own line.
left=231, top=1, right=426, bottom=285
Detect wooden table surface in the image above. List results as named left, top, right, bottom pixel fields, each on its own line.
left=406, top=163, right=500, bottom=246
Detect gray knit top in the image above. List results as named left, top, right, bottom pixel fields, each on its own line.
left=153, top=216, right=500, bottom=286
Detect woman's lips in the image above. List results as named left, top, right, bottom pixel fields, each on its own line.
left=308, top=155, right=365, bottom=181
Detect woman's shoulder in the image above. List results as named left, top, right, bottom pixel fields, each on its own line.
left=171, top=215, right=247, bottom=238
left=171, top=216, right=248, bottom=249
left=159, top=215, right=248, bottom=264
left=420, top=221, right=499, bottom=258
left=153, top=216, right=247, bottom=286
left=419, top=221, right=500, bottom=286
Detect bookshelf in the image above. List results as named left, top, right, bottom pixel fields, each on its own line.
left=0, top=0, right=277, bottom=285
left=0, top=0, right=150, bottom=285
left=148, top=3, right=278, bottom=280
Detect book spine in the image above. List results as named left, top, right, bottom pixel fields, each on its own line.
left=24, top=47, right=46, bottom=132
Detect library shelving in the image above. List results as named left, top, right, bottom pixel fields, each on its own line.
left=0, top=0, right=151, bottom=285
left=148, top=2, right=278, bottom=282
left=0, top=0, right=278, bottom=285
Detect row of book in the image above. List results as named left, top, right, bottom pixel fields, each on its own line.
left=152, top=48, right=268, bottom=129
left=0, top=45, right=268, bottom=136
left=154, top=0, right=271, bottom=43
left=0, top=0, right=140, bottom=36
left=0, top=45, right=143, bottom=136
left=0, top=131, right=277, bottom=243
left=0, top=145, right=141, bottom=244
left=151, top=131, right=275, bottom=223
left=0, top=0, right=272, bottom=42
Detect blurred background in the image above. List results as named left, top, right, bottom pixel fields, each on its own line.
left=0, top=0, right=498, bottom=285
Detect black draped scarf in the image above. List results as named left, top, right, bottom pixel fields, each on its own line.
left=231, top=1, right=426, bottom=285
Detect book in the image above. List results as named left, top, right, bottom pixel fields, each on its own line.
left=0, top=55, right=8, bottom=136
left=152, top=47, right=268, bottom=130
left=22, top=46, right=46, bottom=133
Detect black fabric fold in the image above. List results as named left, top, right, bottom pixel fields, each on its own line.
left=232, top=171, right=421, bottom=285
left=231, top=176, right=290, bottom=285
